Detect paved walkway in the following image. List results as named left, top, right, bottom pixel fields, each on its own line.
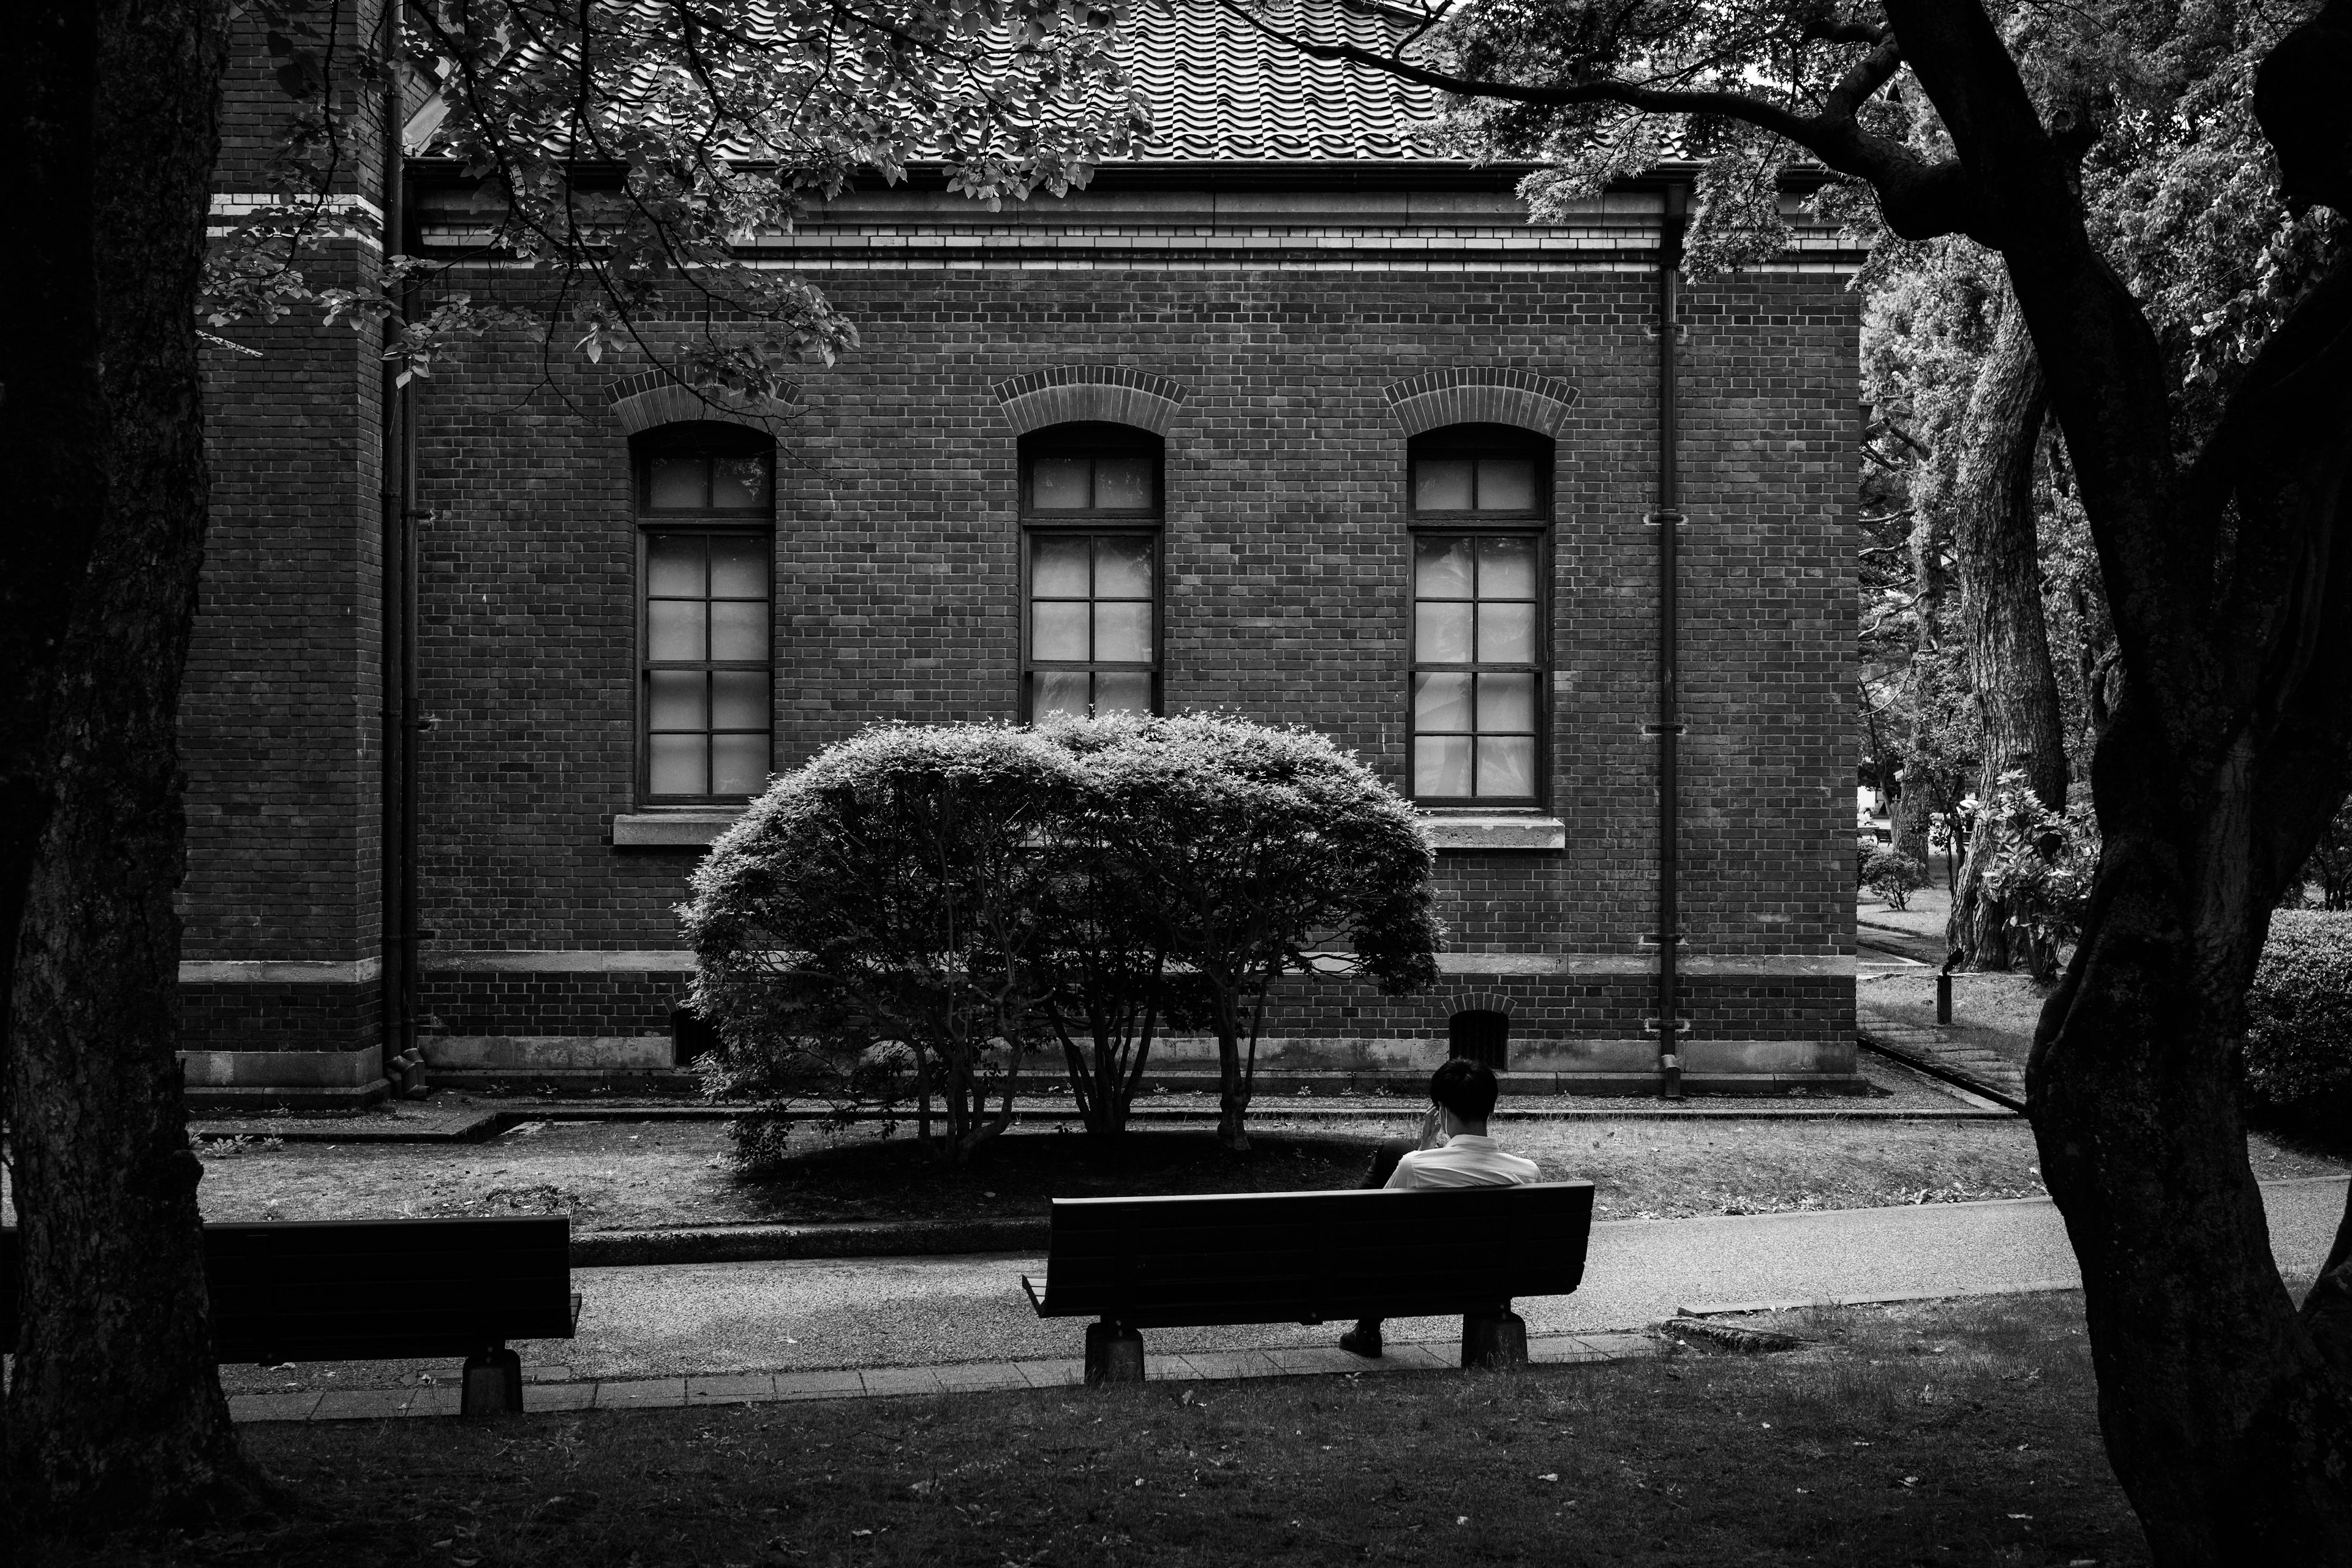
left=227, top=1175, right=2350, bottom=1422
left=227, top=1330, right=1663, bottom=1423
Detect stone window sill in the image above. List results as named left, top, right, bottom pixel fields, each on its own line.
left=612, top=810, right=744, bottom=848
left=1418, top=813, right=1566, bottom=852
left=614, top=809, right=1567, bottom=853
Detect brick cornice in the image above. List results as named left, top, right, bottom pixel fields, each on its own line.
left=606, top=372, right=799, bottom=435
left=990, top=364, right=1191, bottom=435
left=1383, top=368, right=1579, bottom=437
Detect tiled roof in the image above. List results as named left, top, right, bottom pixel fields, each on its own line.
left=1117, top=0, right=1447, bottom=161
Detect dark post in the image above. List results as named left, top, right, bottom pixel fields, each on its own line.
left=1937, top=970, right=1954, bottom=1025
left=1085, top=1319, right=1145, bottom=1384
left=1461, top=1305, right=1530, bottom=1369
left=461, top=1344, right=525, bottom=1416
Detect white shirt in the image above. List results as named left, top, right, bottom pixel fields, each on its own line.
left=1384, top=1133, right=1541, bottom=1189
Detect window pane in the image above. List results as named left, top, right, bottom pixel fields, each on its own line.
left=1477, top=536, right=1538, bottom=600
left=1033, top=458, right=1089, bottom=510
left=1478, top=602, right=1537, bottom=664
left=709, top=600, right=767, bottom=662
left=1094, top=535, right=1153, bottom=598
left=647, top=669, right=707, bottom=731
left=1032, top=671, right=1090, bottom=719
left=709, top=537, right=766, bottom=599
left=1415, top=736, right=1473, bottom=797
left=1415, top=602, right=1473, bottom=663
left=712, top=456, right=770, bottom=510
left=649, top=734, right=706, bottom=796
left=650, top=456, right=706, bottom=509
left=1033, top=601, right=1090, bottom=660
left=710, top=669, right=768, bottom=731
left=648, top=600, right=706, bottom=661
left=709, top=733, right=769, bottom=797
left=1477, top=672, right=1536, bottom=733
left=647, top=535, right=703, bottom=597
left=1414, top=536, right=1474, bottom=599
left=1094, top=458, right=1155, bottom=510
left=1095, top=672, right=1152, bottom=714
left=1031, top=536, right=1090, bottom=598
left=1415, top=458, right=1474, bottom=511
left=1412, top=672, right=1474, bottom=733
left=1093, top=601, right=1152, bottom=663
left=1476, top=458, right=1537, bottom=511
left=1477, top=736, right=1537, bottom=798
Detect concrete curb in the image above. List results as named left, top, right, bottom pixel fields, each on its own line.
left=1857, top=1033, right=2027, bottom=1114
left=195, top=1098, right=2012, bottom=1145
left=571, top=1218, right=1050, bottom=1267
left=225, top=1330, right=1667, bottom=1423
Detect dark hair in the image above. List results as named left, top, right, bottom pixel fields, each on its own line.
left=1430, top=1058, right=1499, bottom=1123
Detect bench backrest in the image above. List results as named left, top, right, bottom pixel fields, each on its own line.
left=1030, top=1181, right=1594, bottom=1329
left=0, top=1216, right=574, bottom=1361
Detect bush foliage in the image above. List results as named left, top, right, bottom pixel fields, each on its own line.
left=683, top=717, right=1441, bottom=1160
left=1959, top=773, right=2100, bottom=981
left=1862, top=848, right=1928, bottom=910
left=2242, top=912, right=2352, bottom=1118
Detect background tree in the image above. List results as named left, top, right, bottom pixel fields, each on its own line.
left=3, top=0, right=1131, bottom=1534
left=1235, top=0, right=2352, bottom=1555
left=1080, top=716, right=1442, bottom=1152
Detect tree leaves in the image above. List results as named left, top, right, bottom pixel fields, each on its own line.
left=210, top=0, right=1142, bottom=406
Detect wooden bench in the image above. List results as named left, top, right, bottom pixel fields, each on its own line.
left=1020, top=1182, right=1594, bottom=1382
left=1, top=1216, right=579, bottom=1416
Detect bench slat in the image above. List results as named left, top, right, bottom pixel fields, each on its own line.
left=0, top=1218, right=576, bottom=1357
left=1028, top=1181, right=1594, bottom=1324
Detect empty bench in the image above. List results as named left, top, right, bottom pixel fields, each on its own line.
left=1, top=1215, right=579, bottom=1415
left=1022, top=1182, right=1594, bottom=1382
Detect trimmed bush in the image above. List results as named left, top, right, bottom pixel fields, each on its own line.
left=1862, top=848, right=1928, bottom=910
left=1857, top=833, right=1883, bottom=889
left=2243, top=911, right=2352, bottom=1117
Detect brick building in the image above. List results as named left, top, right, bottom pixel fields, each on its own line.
left=182, top=1, right=1860, bottom=1108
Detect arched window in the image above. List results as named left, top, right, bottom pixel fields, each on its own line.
left=1019, top=422, right=1163, bottom=720
left=633, top=422, right=775, bottom=803
left=1407, top=424, right=1551, bottom=805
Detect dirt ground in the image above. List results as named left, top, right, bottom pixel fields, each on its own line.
left=178, top=1102, right=2349, bottom=1229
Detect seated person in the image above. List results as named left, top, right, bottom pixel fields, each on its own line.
left=1340, top=1058, right=1539, bottom=1359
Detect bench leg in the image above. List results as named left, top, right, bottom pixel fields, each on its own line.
left=1085, top=1321, right=1145, bottom=1385
left=1461, top=1309, right=1528, bottom=1371
left=462, top=1346, right=524, bottom=1416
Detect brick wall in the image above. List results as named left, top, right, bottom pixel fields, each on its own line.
left=178, top=6, right=393, bottom=1050
left=177, top=55, right=1860, bottom=1066
left=402, top=248, right=1855, bottom=976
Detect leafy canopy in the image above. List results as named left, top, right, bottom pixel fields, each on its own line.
left=214, top=0, right=1142, bottom=400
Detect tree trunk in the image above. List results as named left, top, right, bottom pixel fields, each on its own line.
left=1946, top=290, right=2068, bottom=970
left=1212, top=989, right=1251, bottom=1152
left=2031, top=695, right=2352, bottom=1562
left=1891, top=506, right=1945, bottom=868
left=3, top=0, right=262, bottom=1536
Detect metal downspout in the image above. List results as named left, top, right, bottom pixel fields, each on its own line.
left=1654, top=183, right=1690, bottom=1101
left=380, top=83, right=423, bottom=1093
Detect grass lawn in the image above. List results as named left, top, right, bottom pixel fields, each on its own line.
left=67, top=1292, right=2150, bottom=1567
left=174, top=1111, right=2345, bottom=1231
left=1858, top=970, right=2056, bottom=1074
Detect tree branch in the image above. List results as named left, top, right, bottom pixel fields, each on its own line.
left=1213, top=0, right=1993, bottom=242
left=1885, top=0, right=2198, bottom=734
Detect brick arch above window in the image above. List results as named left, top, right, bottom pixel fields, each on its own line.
left=1384, top=369, right=1580, bottom=439
left=991, top=366, right=1191, bottom=435
left=606, top=371, right=799, bottom=437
